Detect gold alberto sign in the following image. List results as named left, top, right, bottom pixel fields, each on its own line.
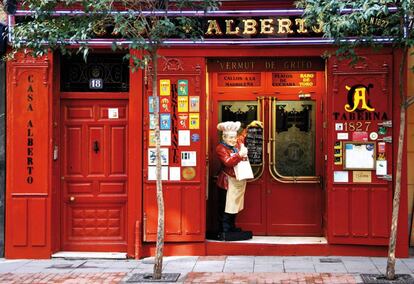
left=205, top=18, right=323, bottom=36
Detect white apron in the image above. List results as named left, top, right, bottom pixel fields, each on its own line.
left=225, top=174, right=247, bottom=214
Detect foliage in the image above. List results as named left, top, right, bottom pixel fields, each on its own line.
left=296, top=0, right=413, bottom=62
left=8, top=0, right=220, bottom=62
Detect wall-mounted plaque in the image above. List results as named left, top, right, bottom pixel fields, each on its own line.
left=272, top=72, right=316, bottom=87
left=217, top=73, right=261, bottom=87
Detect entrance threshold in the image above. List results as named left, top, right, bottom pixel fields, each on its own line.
left=52, top=251, right=127, bottom=259
left=207, top=236, right=327, bottom=245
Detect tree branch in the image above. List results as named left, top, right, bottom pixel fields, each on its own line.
left=406, top=95, right=414, bottom=107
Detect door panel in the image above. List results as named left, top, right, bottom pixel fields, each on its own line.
left=267, top=183, right=321, bottom=235
left=89, top=127, right=104, bottom=175
left=61, top=100, right=128, bottom=251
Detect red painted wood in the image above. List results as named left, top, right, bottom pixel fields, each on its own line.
left=128, top=52, right=144, bottom=258
left=371, top=187, right=391, bottom=238
left=6, top=52, right=53, bottom=259
left=30, top=198, right=47, bottom=246
left=11, top=199, right=28, bottom=246
left=61, top=99, right=128, bottom=251
left=331, top=187, right=350, bottom=237
left=326, top=54, right=397, bottom=246
left=143, top=57, right=206, bottom=243
left=351, top=188, right=369, bottom=237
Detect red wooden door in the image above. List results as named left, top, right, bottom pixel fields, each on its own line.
left=61, top=99, right=128, bottom=251
left=209, top=63, right=324, bottom=236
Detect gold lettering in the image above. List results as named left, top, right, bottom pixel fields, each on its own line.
left=260, top=19, right=274, bottom=34
left=277, top=19, right=293, bottom=34
left=295, top=19, right=308, bottom=34
left=205, top=20, right=223, bottom=35
left=311, top=20, right=324, bottom=33
left=225, top=19, right=240, bottom=35
left=345, top=85, right=375, bottom=112
left=242, top=19, right=257, bottom=35
left=265, top=61, right=275, bottom=70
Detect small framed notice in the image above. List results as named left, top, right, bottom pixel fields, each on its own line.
left=344, top=142, right=376, bottom=170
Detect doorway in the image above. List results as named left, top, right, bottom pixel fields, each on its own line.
left=60, top=99, right=129, bottom=251
left=208, top=58, right=325, bottom=236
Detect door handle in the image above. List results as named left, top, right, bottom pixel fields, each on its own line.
left=69, top=196, right=75, bottom=202
left=93, top=141, right=99, bottom=153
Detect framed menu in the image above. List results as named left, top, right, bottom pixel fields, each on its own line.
left=343, top=142, right=376, bottom=170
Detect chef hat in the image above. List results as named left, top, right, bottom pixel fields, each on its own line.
left=217, top=121, right=241, bottom=136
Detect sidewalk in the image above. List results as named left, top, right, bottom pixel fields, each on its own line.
left=0, top=255, right=413, bottom=283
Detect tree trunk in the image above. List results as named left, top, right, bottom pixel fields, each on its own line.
left=385, top=48, right=407, bottom=280
left=385, top=105, right=405, bottom=280
left=151, top=49, right=165, bottom=280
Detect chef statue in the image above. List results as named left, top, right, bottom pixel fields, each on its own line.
left=215, top=120, right=262, bottom=241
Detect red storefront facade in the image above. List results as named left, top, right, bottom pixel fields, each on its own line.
left=4, top=2, right=410, bottom=259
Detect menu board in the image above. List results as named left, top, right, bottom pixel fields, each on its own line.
left=245, top=127, right=263, bottom=165
left=344, top=142, right=376, bottom=170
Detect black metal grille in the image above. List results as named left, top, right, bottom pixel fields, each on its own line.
left=60, top=53, right=129, bottom=92
left=126, top=273, right=180, bottom=283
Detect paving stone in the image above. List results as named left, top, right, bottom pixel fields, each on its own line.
left=163, top=264, right=196, bottom=274
left=224, top=257, right=254, bottom=273
left=283, top=256, right=314, bottom=262
left=255, top=256, right=284, bottom=264
left=82, top=260, right=127, bottom=269
left=399, top=258, right=414, bottom=273
left=253, top=263, right=284, bottom=272
left=197, top=255, right=226, bottom=261
left=283, top=260, right=316, bottom=273
left=129, top=265, right=155, bottom=274
left=314, top=263, right=348, bottom=273
left=370, top=257, right=413, bottom=274
left=12, top=266, right=45, bottom=273
left=0, top=255, right=412, bottom=283
left=163, top=256, right=199, bottom=263
left=192, top=260, right=224, bottom=272
left=0, top=260, right=32, bottom=273
left=183, top=272, right=359, bottom=284
left=342, top=259, right=381, bottom=274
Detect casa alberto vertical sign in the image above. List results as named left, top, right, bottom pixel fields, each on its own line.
left=26, top=75, right=35, bottom=184
left=10, top=60, right=50, bottom=195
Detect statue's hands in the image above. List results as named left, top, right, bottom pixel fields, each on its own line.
left=239, top=143, right=248, bottom=158
left=247, top=120, right=264, bottom=128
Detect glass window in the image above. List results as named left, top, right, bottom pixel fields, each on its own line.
left=272, top=100, right=315, bottom=177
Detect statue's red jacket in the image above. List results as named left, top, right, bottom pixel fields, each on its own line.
left=215, top=130, right=247, bottom=190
